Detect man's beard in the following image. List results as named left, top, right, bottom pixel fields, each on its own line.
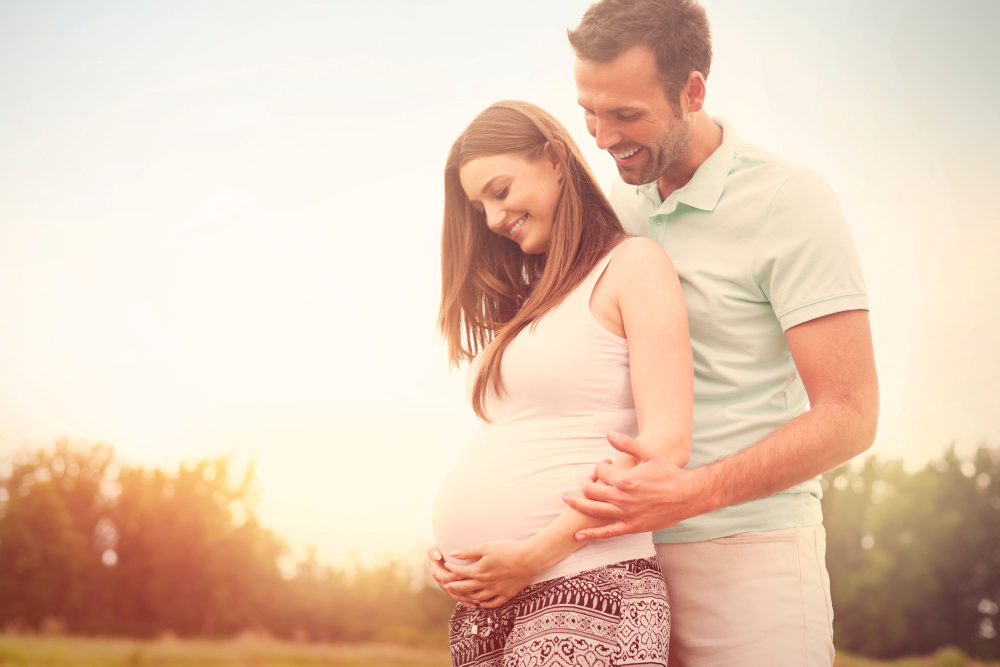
left=616, top=116, right=692, bottom=186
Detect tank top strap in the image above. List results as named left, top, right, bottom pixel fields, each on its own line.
left=577, top=237, right=638, bottom=301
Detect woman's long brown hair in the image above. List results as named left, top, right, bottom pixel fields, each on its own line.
left=439, top=100, right=627, bottom=421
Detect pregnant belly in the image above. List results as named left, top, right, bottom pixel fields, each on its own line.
left=432, top=445, right=584, bottom=559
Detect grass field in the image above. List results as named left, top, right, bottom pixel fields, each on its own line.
left=0, top=636, right=450, bottom=667
left=834, top=647, right=999, bottom=667
left=1, top=636, right=997, bottom=667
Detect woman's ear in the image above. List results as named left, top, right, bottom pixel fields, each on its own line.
left=544, top=141, right=566, bottom=182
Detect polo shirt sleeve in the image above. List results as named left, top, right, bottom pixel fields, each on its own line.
left=754, top=170, right=869, bottom=332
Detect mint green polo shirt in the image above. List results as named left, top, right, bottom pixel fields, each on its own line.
left=609, top=116, right=869, bottom=543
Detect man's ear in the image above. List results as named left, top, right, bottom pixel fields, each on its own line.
left=544, top=140, right=567, bottom=181
left=682, top=72, right=707, bottom=113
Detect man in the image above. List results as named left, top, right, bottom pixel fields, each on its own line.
left=431, top=0, right=878, bottom=663
left=561, top=0, right=878, bottom=664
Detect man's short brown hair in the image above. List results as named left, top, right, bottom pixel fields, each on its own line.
left=568, top=0, right=712, bottom=103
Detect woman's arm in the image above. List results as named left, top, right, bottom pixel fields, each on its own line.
left=442, top=239, right=692, bottom=607
left=607, top=237, right=693, bottom=468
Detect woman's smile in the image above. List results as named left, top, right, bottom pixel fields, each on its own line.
left=507, top=214, right=528, bottom=239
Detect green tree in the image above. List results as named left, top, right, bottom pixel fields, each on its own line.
left=109, top=458, right=288, bottom=636
left=0, top=440, right=493, bottom=645
left=0, top=440, right=115, bottom=631
left=285, top=550, right=453, bottom=645
left=823, top=444, right=1000, bottom=658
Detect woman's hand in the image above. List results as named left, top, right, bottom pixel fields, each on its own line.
left=427, top=546, right=478, bottom=609
left=443, top=538, right=544, bottom=608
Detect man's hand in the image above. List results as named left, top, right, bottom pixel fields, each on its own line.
left=441, top=539, right=543, bottom=609
left=563, top=430, right=707, bottom=541
left=426, top=546, right=477, bottom=609
left=566, top=312, right=879, bottom=541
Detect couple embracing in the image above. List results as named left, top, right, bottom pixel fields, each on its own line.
left=428, top=0, right=879, bottom=665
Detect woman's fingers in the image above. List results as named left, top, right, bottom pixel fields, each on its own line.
left=444, top=561, right=482, bottom=580
left=430, top=563, right=461, bottom=585
left=448, top=543, right=486, bottom=560
left=479, top=594, right=508, bottom=609
left=447, top=578, right=486, bottom=595
left=428, top=546, right=463, bottom=588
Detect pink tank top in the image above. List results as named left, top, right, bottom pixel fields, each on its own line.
left=432, top=239, right=653, bottom=583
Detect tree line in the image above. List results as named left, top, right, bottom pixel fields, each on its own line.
left=0, top=441, right=452, bottom=644
left=1, top=439, right=999, bottom=658
left=823, top=444, right=1000, bottom=659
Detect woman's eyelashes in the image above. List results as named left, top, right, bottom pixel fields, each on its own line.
left=468, top=183, right=510, bottom=214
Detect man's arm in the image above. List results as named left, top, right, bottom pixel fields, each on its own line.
left=564, top=309, right=878, bottom=539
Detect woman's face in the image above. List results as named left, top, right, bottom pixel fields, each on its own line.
left=459, top=151, right=563, bottom=255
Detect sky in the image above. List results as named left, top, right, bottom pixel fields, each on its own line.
left=1, top=0, right=998, bottom=566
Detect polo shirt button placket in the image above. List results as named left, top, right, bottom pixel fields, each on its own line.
left=649, top=214, right=667, bottom=243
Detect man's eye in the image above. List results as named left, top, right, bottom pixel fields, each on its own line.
left=617, top=113, right=637, bottom=121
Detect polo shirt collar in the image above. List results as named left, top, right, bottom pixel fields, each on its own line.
left=635, top=115, right=738, bottom=213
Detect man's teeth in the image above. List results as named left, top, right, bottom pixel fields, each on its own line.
left=612, top=147, right=640, bottom=159
left=509, top=215, right=527, bottom=235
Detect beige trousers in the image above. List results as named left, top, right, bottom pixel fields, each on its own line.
left=655, top=524, right=834, bottom=667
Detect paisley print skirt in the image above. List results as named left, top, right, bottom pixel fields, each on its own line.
left=448, top=556, right=669, bottom=667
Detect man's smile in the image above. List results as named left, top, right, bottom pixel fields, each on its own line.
left=610, top=146, right=643, bottom=164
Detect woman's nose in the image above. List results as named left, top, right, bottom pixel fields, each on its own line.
left=484, top=204, right=506, bottom=232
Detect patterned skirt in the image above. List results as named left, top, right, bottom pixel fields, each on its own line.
left=448, top=556, right=669, bottom=667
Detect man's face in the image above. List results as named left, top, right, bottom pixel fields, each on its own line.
left=574, top=46, right=691, bottom=186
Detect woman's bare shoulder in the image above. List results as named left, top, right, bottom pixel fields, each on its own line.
left=606, top=237, right=677, bottom=283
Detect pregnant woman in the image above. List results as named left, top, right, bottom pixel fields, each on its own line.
left=433, top=100, right=692, bottom=667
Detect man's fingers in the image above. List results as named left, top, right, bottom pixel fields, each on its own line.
left=606, top=429, right=659, bottom=463
left=591, top=459, right=615, bottom=485
left=574, top=521, right=630, bottom=542
left=562, top=491, right=624, bottom=519
left=580, top=477, right=623, bottom=504
left=591, top=460, right=624, bottom=489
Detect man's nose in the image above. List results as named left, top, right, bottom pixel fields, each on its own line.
left=593, top=118, right=621, bottom=151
